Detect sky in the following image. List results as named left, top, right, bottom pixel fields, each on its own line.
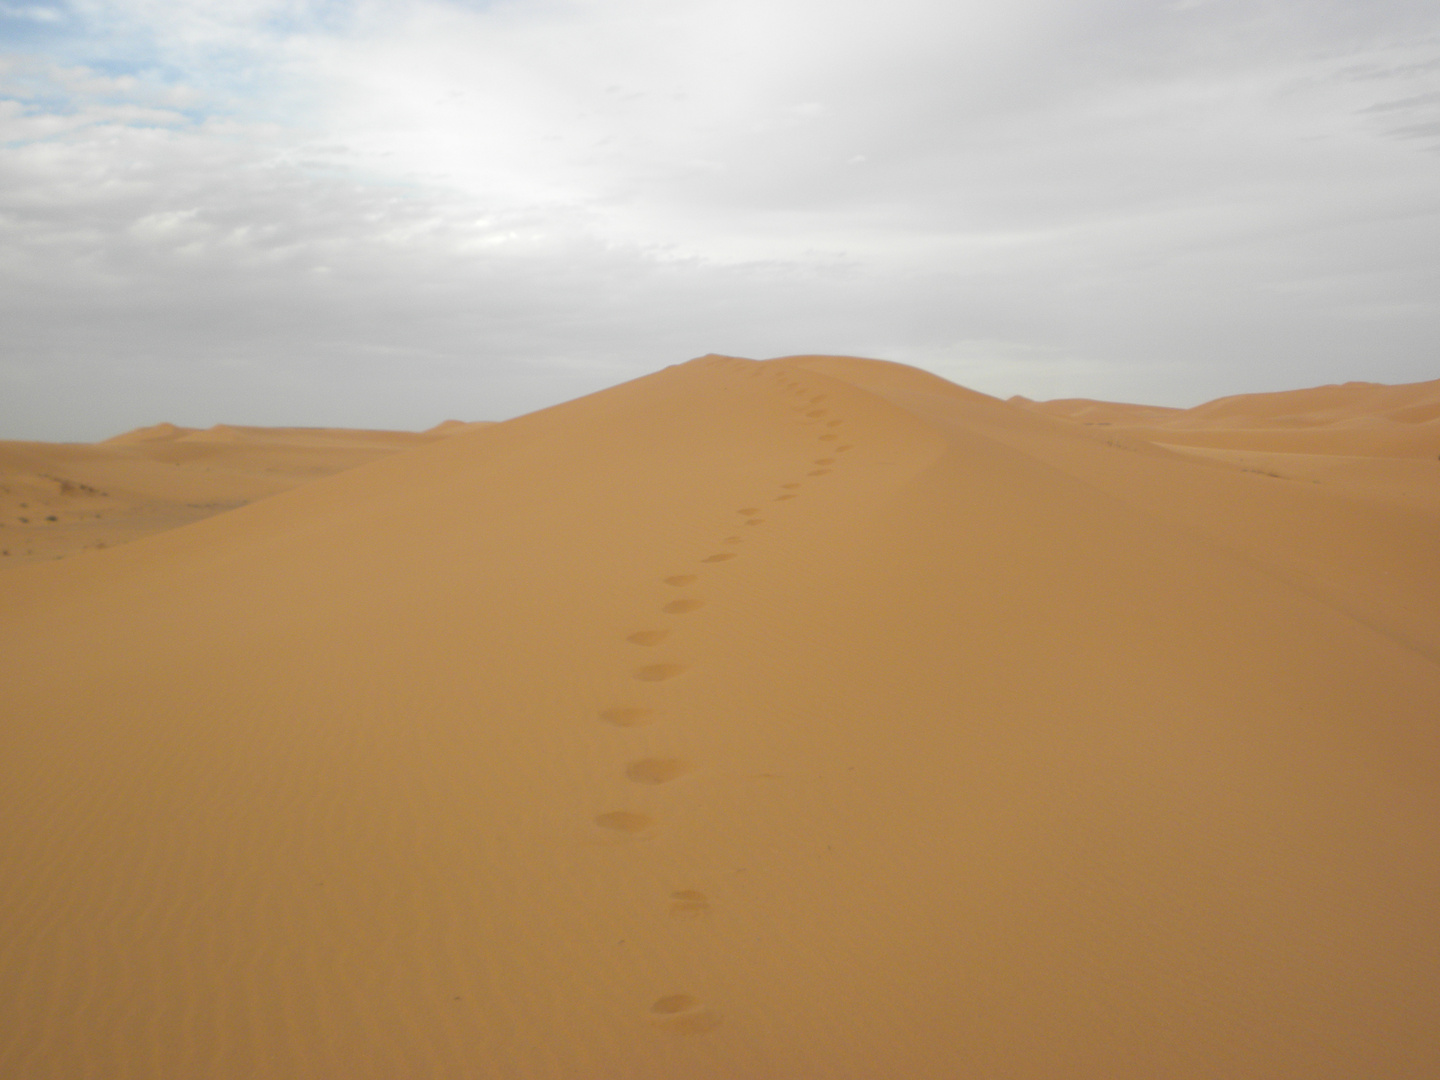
left=1, top=0, right=1437, bottom=440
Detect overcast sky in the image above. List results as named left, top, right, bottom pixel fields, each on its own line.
left=1, top=0, right=1437, bottom=439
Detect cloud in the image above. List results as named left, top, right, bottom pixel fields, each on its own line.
left=2, top=0, right=1439, bottom=439
left=1, top=5, right=67, bottom=22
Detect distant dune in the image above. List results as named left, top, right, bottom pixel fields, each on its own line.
left=2, top=357, right=1438, bottom=1078
left=1007, top=395, right=1183, bottom=425
left=1015, top=375, right=1440, bottom=457
left=0, top=421, right=485, bottom=566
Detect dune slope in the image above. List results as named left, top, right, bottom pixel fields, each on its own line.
left=2, top=355, right=1438, bottom=1078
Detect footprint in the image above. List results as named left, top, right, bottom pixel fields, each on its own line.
left=814, top=458, right=836, bottom=465
left=826, top=419, right=843, bottom=427
left=668, top=890, right=711, bottom=918
left=599, top=707, right=654, bottom=727
left=663, top=599, right=704, bottom=614
left=627, top=630, right=669, bottom=646
left=596, top=811, right=652, bottom=833
left=626, top=758, right=694, bottom=784
left=808, top=469, right=832, bottom=476
left=744, top=518, right=764, bottom=526
left=781, top=483, right=800, bottom=490
left=722, top=536, right=742, bottom=544
left=738, top=507, right=760, bottom=515
left=702, top=552, right=736, bottom=563
left=664, top=574, right=698, bottom=586
left=650, top=995, right=722, bottom=1034
left=837, top=444, right=853, bottom=451
left=635, top=663, right=685, bottom=682
left=819, top=434, right=838, bottom=441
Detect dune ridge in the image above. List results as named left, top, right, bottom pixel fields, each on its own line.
left=2, top=355, right=1438, bottom=1078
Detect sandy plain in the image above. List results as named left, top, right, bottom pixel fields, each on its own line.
left=1, top=355, right=1438, bottom=1078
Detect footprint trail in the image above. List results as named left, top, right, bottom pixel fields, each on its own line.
left=583, top=366, right=861, bottom=1036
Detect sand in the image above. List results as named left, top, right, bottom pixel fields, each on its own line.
left=2, top=356, right=1437, bottom=1078
left=0, top=421, right=486, bottom=566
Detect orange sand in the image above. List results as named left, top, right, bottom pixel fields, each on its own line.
left=2, top=357, right=1437, bottom=1077
left=0, top=421, right=485, bottom=566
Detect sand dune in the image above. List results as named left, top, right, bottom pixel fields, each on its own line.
left=0, top=422, right=479, bottom=566
left=1020, top=376, right=1440, bottom=458
left=2, top=356, right=1438, bottom=1078
left=1008, top=395, right=1183, bottom=426
left=1169, top=378, right=1440, bottom=428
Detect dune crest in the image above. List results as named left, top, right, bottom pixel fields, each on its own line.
left=101, top=421, right=197, bottom=444
left=2, top=355, right=1438, bottom=1078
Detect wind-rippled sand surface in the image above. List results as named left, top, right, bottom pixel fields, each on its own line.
left=2, top=356, right=1438, bottom=1078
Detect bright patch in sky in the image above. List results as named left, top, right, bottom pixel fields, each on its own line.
left=2, top=0, right=1438, bottom=438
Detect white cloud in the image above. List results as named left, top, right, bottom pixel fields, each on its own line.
left=0, top=5, right=66, bottom=21
left=1, top=0, right=1438, bottom=439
